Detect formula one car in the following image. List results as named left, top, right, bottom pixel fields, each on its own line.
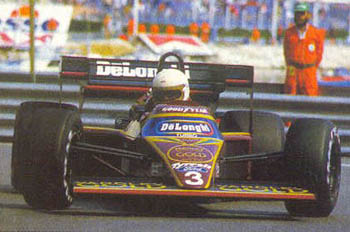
left=11, top=52, right=341, bottom=217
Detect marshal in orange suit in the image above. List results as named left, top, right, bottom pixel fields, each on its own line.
left=283, top=2, right=325, bottom=96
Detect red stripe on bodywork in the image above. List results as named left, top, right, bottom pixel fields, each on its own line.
left=85, top=85, right=149, bottom=92
left=223, top=135, right=252, bottom=141
left=73, top=188, right=315, bottom=200
left=60, top=71, right=88, bottom=77
left=226, top=79, right=250, bottom=84
left=190, top=89, right=215, bottom=95
left=84, top=85, right=214, bottom=95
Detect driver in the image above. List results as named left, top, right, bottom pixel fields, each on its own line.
left=151, top=68, right=190, bottom=104
left=124, top=68, right=190, bottom=138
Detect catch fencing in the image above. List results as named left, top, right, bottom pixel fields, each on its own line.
left=1, top=72, right=349, bottom=156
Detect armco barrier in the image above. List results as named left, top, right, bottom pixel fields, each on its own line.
left=1, top=72, right=350, bottom=155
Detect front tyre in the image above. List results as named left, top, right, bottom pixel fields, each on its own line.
left=284, top=119, right=341, bottom=217
left=219, top=110, right=285, bottom=180
left=20, top=106, right=82, bottom=210
left=12, top=101, right=77, bottom=192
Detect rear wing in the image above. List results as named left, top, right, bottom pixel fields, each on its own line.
left=59, top=55, right=254, bottom=113
left=60, top=55, right=253, bottom=94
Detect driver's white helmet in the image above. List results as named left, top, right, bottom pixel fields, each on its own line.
left=152, top=68, right=190, bottom=102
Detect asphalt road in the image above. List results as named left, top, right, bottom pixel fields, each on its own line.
left=1, top=143, right=350, bottom=232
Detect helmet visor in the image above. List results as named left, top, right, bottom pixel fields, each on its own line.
left=152, top=85, right=185, bottom=102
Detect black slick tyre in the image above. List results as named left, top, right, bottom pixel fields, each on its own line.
left=220, top=110, right=285, bottom=153
left=13, top=102, right=81, bottom=210
left=284, top=119, right=341, bottom=217
left=219, top=110, right=285, bottom=180
left=11, top=101, right=77, bottom=192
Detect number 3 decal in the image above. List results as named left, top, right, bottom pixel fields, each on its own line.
left=184, top=171, right=204, bottom=185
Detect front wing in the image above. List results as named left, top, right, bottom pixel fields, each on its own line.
left=73, top=178, right=315, bottom=201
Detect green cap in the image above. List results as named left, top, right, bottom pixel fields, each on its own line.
left=294, top=2, right=310, bottom=12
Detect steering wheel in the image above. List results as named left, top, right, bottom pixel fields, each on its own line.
left=157, top=52, right=185, bottom=74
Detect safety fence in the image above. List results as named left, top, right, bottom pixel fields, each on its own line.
left=1, top=72, right=350, bottom=156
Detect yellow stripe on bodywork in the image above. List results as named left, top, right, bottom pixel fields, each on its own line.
left=83, top=126, right=136, bottom=139
left=221, top=132, right=251, bottom=136
left=83, top=126, right=118, bottom=131
left=149, top=113, right=215, bottom=121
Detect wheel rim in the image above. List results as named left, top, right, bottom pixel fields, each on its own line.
left=63, top=153, right=73, bottom=202
left=327, top=132, right=341, bottom=202
left=63, top=129, right=79, bottom=203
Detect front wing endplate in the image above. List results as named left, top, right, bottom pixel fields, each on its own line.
left=73, top=179, right=315, bottom=201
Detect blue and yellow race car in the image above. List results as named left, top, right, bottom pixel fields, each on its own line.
left=11, top=52, right=341, bottom=217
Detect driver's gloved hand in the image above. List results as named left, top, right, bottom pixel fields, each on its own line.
left=129, top=104, right=146, bottom=121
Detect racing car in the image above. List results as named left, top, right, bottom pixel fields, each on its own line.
left=11, top=52, right=341, bottom=217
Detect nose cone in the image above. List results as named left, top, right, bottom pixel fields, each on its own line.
left=146, top=137, right=224, bottom=189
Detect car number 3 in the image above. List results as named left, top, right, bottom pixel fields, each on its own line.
left=184, top=171, right=204, bottom=185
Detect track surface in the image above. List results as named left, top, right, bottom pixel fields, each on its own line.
left=1, top=143, right=350, bottom=232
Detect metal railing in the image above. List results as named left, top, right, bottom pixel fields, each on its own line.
left=1, top=72, right=349, bottom=156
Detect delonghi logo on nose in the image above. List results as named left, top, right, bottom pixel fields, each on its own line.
left=96, top=61, right=190, bottom=78
left=158, top=121, right=212, bottom=135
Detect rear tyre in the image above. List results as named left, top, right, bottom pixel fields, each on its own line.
left=11, top=101, right=77, bottom=192
left=13, top=102, right=82, bottom=210
left=284, top=119, right=341, bottom=217
left=219, top=110, right=285, bottom=180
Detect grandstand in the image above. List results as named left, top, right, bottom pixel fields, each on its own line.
left=7, top=0, right=345, bottom=43
left=0, top=0, right=349, bottom=73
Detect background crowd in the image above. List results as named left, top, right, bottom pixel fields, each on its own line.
left=5, top=0, right=349, bottom=44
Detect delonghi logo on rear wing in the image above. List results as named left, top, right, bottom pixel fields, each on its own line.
left=96, top=61, right=190, bottom=78
left=96, top=61, right=157, bottom=78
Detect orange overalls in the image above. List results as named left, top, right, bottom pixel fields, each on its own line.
left=283, top=24, right=325, bottom=96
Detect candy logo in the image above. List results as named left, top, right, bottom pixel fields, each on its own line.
left=168, top=145, right=213, bottom=163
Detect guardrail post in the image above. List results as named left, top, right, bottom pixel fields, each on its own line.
left=30, top=0, right=36, bottom=83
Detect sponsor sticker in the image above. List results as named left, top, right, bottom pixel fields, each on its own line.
left=167, top=145, right=213, bottom=163
left=159, top=105, right=209, bottom=114
left=96, top=61, right=190, bottom=78
left=172, top=162, right=212, bottom=173
left=158, top=120, right=212, bottom=135
left=218, top=185, right=310, bottom=194
left=74, top=181, right=312, bottom=195
left=75, top=181, right=166, bottom=189
left=96, top=61, right=157, bottom=78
